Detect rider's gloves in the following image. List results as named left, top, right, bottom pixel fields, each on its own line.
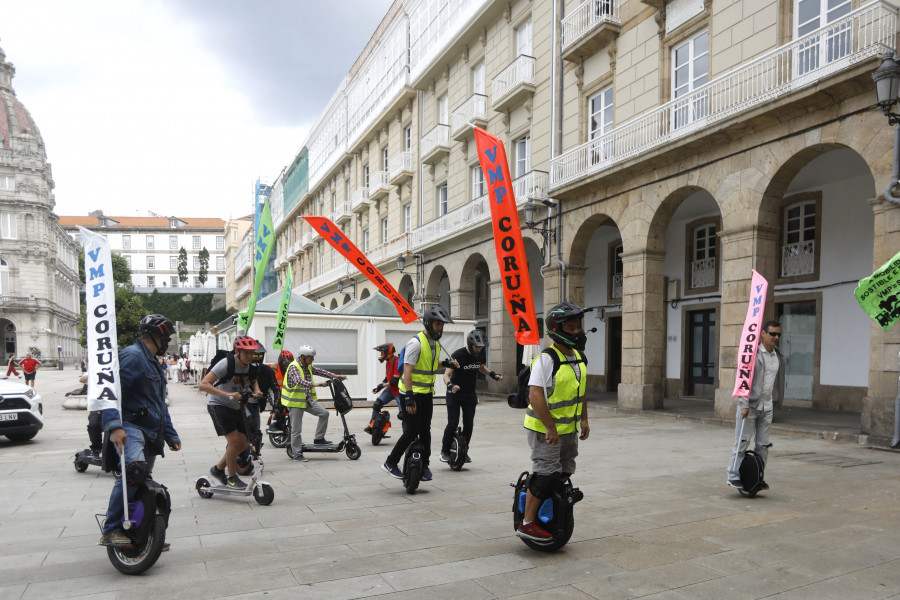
left=404, top=392, right=415, bottom=409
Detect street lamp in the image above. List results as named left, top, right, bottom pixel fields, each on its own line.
left=337, top=277, right=357, bottom=299
left=522, top=198, right=558, bottom=246
left=873, top=54, right=900, bottom=204
left=397, top=253, right=425, bottom=311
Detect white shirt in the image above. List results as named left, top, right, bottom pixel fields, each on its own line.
left=759, top=346, right=779, bottom=411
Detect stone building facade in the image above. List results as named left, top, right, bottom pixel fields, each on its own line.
left=0, top=44, right=80, bottom=365
left=260, top=0, right=900, bottom=441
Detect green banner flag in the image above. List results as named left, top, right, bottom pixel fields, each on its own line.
left=272, top=264, right=293, bottom=350
left=855, top=249, right=900, bottom=330
left=238, top=200, right=275, bottom=331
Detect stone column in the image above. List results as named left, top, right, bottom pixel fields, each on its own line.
left=714, top=224, right=779, bottom=419
left=618, top=248, right=666, bottom=409
left=449, top=288, right=473, bottom=321
left=488, top=279, right=516, bottom=394
left=863, top=196, right=900, bottom=443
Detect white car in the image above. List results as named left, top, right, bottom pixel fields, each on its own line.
left=0, top=377, right=44, bottom=441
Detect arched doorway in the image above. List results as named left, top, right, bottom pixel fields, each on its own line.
left=0, top=319, right=16, bottom=364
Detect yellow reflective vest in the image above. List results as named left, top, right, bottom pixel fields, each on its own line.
left=281, top=360, right=316, bottom=409
left=523, top=346, right=586, bottom=435
left=398, top=332, right=442, bottom=395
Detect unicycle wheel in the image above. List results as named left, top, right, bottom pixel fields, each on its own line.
left=106, top=515, right=166, bottom=575
left=404, top=465, right=420, bottom=494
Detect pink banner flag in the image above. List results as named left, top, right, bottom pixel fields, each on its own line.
left=732, top=270, right=769, bottom=397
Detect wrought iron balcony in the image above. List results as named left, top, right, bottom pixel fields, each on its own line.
left=561, top=0, right=621, bottom=62
left=389, top=151, right=414, bottom=185
left=551, top=1, right=898, bottom=189
left=781, top=241, right=815, bottom=277
left=690, top=257, right=716, bottom=289
left=492, top=55, right=536, bottom=112
left=351, top=187, right=370, bottom=213
left=369, top=171, right=390, bottom=202
left=451, top=93, right=488, bottom=140
left=421, top=124, right=450, bottom=165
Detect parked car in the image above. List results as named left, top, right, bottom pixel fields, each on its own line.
left=0, top=376, right=43, bottom=441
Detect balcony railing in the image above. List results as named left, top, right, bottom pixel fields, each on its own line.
left=421, top=124, right=450, bottom=163
left=235, top=282, right=251, bottom=299
left=389, top=151, right=414, bottom=183
left=551, top=1, right=898, bottom=188
left=301, top=231, right=314, bottom=249
left=410, top=171, right=548, bottom=250
left=691, top=257, right=716, bottom=289
left=611, top=272, right=623, bottom=299
left=331, top=201, right=352, bottom=224
left=369, top=170, right=390, bottom=200
left=781, top=241, right=815, bottom=277
left=492, top=55, right=536, bottom=109
left=561, top=0, right=621, bottom=56
left=351, top=187, right=370, bottom=213
left=309, top=263, right=350, bottom=291
left=451, top=93, right=488, bottom=139
left=366, top=234, right=409, bottom=266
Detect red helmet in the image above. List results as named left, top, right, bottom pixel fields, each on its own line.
left=374, top=343, right=395, bottom=363
left=280, top=350, right=294, bottom=362
left=233, top=336, right=259, bottom=351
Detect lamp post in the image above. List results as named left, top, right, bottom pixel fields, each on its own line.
left=337, top=277, right=357, bottom=300
left=873, top=54, right=900, bottom=204
left=522, top=198, right=558, bottom=255
left=397, top=253, right=425, bottom=311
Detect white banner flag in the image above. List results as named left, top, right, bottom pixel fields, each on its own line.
left=78, top=227, right=121, bottom=412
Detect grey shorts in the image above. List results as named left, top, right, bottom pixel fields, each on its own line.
left=526, top=429, right=578, bottom=475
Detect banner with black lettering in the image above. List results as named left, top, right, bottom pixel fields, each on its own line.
left=855, top=248, right=900, bottom=330
left=78, top=226, right=121, bottom=412
left=732, top=270, right=768, bottom=398
left=473, top=126, right=539, bottom=345
left=272, top=264, right=293, bottom=350
left=302, top=216, right=418, bottom=323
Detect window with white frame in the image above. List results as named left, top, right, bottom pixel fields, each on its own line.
left=364, top=165, right=369, bottom=187
left=0, top=213, right=14, bottom=239
left=672, top=31, right=709, bottom=129
left=194, top=276, right=201, bottom=287
left=169, top=235, right=177, bottom=249
left=147, top=275, right=155, bottom=287
left=345, top=179, right=351, bottom=202
left=690, top=223, right=717, bottom=289
left=382, top=147, right=389, bottom=171
left=363, top=229, right=369, bottom=253
left=405, top=126, right=412, bottom=151
left=782, top=199, right=817, bottom=277
left=514, top=135, right=531, bottom=178
left=193, top=256, right=200, bottom=269
left=170, top=256, right=177, bottom=269
left=438, top=183, right=448, bottom=216
left=216, top=236, right=224, bottom=250
left=331, top=191, right=337, bottom=212
left=472, top=60, right=486, bottom=95
left=216, top=256, right=225, bottom=270
left=471, top=165, right=485, bottom=199
left=795, top=0, right=852, bottom=75
left=216, top=277, right=225, bottom=288
left=404, top=204, right=412, bottom=232
left=319, top=242, right=325, bottom=274
left=381, top=217, right=389, bottom=244
left=147, top=256, right=155, bottom=269
left=0, top=258, right=9, bottom=294
left=438, top=93, right=449, bottom=125
left=122, top=235, right=131, bottom=249
left=146, top=235, right=155, bottom=249
left=589, top=86, right=614, bottom=163
left=0, top=175, right=14, bottom=190
left=516, top=17, right=533, bottom=56
left=170, top=275, right=179, bottom=287
left=124, top=255, right=131, bottom=268
left=192, top=235, right=200, bottom=249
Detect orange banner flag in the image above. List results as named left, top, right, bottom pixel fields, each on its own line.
left=302, top=216, right=418, bottom=323
left=473, top=126, right=540, bottom=345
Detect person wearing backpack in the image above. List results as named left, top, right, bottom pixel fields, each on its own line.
left=439, top=329, right=501, bottom=464
left=381, top=305, right=459, bottom=482
left=518, top=302, right=590, bottom=543
left=198, top=336, right=262, bottom=489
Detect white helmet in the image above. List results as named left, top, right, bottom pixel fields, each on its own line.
left=297, top=344, right=316, bottom=358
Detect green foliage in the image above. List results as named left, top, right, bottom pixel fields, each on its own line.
left=178, top=247, right=188, bottom=285
left=198, top=247, right=210, bottom=286
left=140, top=290, right=228, bottom=325
left=77, top=248, right=145, bottom=347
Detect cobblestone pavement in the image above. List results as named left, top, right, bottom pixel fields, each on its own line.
left=1, top=368, right=899, bottom=599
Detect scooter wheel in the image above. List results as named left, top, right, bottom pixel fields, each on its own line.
left=74, top=458, right=88, bottom=473
left=268, top=430, right=289, bottom=448
left=254, top=484, right=275, bottom=506
left=196, top=478, right=214, bottom=499
left=346, top=443, right=362, bottom=460
left=106, top=515, right=166, bottom=575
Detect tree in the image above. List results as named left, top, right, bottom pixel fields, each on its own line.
left=198, top=247, right=210, bottom=286
left=177, top=247, right=188, bottom=287
left=77, top=249, right=145, bottom=347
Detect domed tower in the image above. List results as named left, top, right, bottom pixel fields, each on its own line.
left=0, top=42, right=80, bottom=367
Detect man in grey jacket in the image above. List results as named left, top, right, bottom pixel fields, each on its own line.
left=727, top=319, right=786, bottom=490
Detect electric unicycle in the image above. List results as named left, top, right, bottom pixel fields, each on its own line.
left=402, top=438, right=425, bottom=494
left=511, top=471, right=583, bottom=551
left=98, top=479, right=171, bottom=575
left=447, top=426, right=467, bottom=471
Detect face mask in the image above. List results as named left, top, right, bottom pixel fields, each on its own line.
left=156, top=335, right=171, bottom=357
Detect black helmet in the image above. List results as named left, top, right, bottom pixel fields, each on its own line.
left=139, top=314, right=175, bottom=356
left=423, top=305, right=453, bottom=340
left=545, top=301, right=587, bottom=351
left=374, top=343, right=395, bottom=363
left=251, top=341, right=267, bottom=364
left=466, top=329, right=488, bottom=350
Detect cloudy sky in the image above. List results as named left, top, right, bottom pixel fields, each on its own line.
left=0, top=0, right=394, bottom=219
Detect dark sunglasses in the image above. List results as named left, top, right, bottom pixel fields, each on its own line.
left=765, top=331, right=781, bottom=337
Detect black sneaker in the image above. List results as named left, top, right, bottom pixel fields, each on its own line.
left=382, top=461, right=402, bottom=479
left=226, top=475, right=247, bottom=489
left=439, top=451, right=450, bottom=463
left=727, top=479, right=743, bottom=489
left=363, top=426, right=373, bottom=434
left=209, top=465, right=227, bottom=485
left=759, top=481, right=769, bottom=490
left=314, top=438, right=333, bottom=445
left=422, top=466, right=433, bottom=481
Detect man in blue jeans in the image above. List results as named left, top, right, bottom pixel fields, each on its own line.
left=99, top=314, right=181, bottom=547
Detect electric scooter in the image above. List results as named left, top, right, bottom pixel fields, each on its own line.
left=194, top=392, right=275, bottom=506
left=511, top=471, right=583, bottom=552
left=74, top=448, right=120, bottom=475
left=284, top=378, right=362, bottom=460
